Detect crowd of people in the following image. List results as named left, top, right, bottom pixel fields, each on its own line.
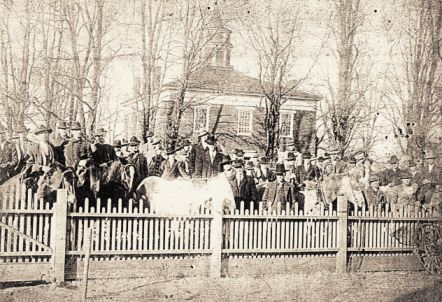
left=0, top=122, right=441, bottom=213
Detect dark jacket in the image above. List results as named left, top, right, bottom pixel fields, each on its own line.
left=306, top=164, right=321, bottom=181
left=92, top=143, right=116, bottom=165
left=202, top=150, right=223, bottom=178
left=262, top=181, right=296, bottom=211
left=127, top=152, right=148, bottom=187
left=256, top=165, right=275, bottom=183
left=380, top=168, right=402, bottom=187
left=25, top=141, right=55, bottom=173
left=50, top=133, right=69, bottom=166
left=226, top=172, right=258, bottom=210
left=148, top=154, right=165, bottom=177
left=0, top=141, right=18, bottom=183
left=189, top=142, right=207, bottom=178
left=364, top=187, right=386, bottom=207
left=64, top=138, right=92, bottom=169
left=422, top=165, right=442, bottom=185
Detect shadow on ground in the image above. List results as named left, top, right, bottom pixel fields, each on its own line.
left=394, top=279, right=442, bottom=302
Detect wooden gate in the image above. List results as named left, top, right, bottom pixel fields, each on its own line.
left=0, top=181, right=55, bottom=282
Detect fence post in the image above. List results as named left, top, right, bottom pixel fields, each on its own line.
left=52, top=189, right=68, bottom=283
left=209, top=203, right=223, bottom=278
left=336, top=195, right=348, bottom=273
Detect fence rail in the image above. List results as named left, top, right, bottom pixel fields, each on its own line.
left=0, top=188, right=441, bottom=283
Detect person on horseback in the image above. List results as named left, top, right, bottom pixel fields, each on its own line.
left=91, top=128, right=116, bottom=168
left=11, top=125, right=29, bottom=175
left=0, top=129, right=18, bottom=184
left=326, top=149, right=347, bottom=174
left=64, top=122, right=92, bottom=170
left=126, top=136, right=148, bottom=187
left=50, top=121, right=70, bottom=166
left=148, top=138, right=165, bottom=177
left=225, top=159, right=258, bottom=210
left=255, top=157, right=275, bottom=184
left=363, top=173, right=387, bottom=209
left=380, top=155, right=403, bottom=204
left=113, top=139, right=128, bottom=163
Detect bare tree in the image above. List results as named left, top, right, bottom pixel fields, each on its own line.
left=384, top=0, right=442, bottom=159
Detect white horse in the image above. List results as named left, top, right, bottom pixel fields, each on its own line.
left=136, top=174, right=235, bottom=215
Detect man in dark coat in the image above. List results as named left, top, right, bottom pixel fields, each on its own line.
left=255, top=157, right=275, bottom=184
left=262, top=163, right=297, bottom=212
left=189, top=129, right=209, bottom=178
left=380, top=155, right=403, bottom=203
left=161, top=146, right=188, bottom=180
left=364, top=173, right=386, bottom=208
left=148, top=138, right=165, bottom=177
left=225, top=159, right=258, bottom=210
left=91, top=128, right=116, bottom=167
left=126, top=136, right=148, bottom=189
left=325, top=149, right=347, bottom=174
left=0, top=129, right=18, bottom=184
left=419, top=151, right=442, bottom=205
left=49, top=121, right=70, bottom=166
left=64, top=122, right=92, bottom=170
left=202, top=135, right=223, bottom=178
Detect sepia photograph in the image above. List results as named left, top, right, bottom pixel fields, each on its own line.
left=0, top=0, right=441, bottom=301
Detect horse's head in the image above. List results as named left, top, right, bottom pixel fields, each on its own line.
left=76, top=159, right=93, bottom=187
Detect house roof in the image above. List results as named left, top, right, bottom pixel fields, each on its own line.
left=163, top=66, right=321, bottom=100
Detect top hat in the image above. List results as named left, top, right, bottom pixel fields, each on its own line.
left=274, top=163, right=287, bottom=175
left=56, top=121, right=69, bottom=129
left=286, top=152, right=296, bottom=161
left=94, top=128, right=107, bottom=136
left=244, top=161, right=255, bottom=170
left=221, top=154, right=232, bottom=165
left=129, top=136, right=141, bottom=146
left=302, top=152, right=312, bottom=159
left=198, top=129, right=209, bottom=138
left=34, top=125, right=52, bottom=135
left=146, top=131, right=154, bottom=138
left=232, top=159, right=244, bottom=168
left=70, top=121, right=82, bottom=131
left=205, top=135, right=216, bottom=145
left=424, top=151, right=436, bottom=160
left=259, top=157, right=268, bottom=165
left=113, top=139, right=127, bottom=148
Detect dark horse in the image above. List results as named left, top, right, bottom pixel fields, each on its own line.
left=75, top=159, right=135, bottom=209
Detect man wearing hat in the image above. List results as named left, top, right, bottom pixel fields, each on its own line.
left=50, top=121, right=70, bottom=166
left=363, top=173, right=386, bottom=208
left=325, top=149, right=347, bottom=174
left=148, top=140, right=165, bottom=177
left=161, top=145, right=187, bottom=180
left=255, top=157, right=275, bottom=185
left=189, top=129, right=210, bottom=178
left=225, top=159, right=258, bottom=210
left=64, top=122, right=92, bottom=169
left=202, top=135, right=223, bottom=178
left=379, top=155, right=404, bottom=204
left=139, top=130, right=154, bottom=159
left=262, top=163, right=298, bottom=212
left=126, top=136, right=148, bottom=188
left=418, top=150, right=442, bottom=205
left=91, top=127, right=116, bottom=167
left=0, top=128, right=18, bottom=184
left=392, top=171, right=419, bottom=207
left=25, top=125, right=56, bottom=174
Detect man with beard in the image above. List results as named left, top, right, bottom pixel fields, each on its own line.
left=91, top=128, right=116, bottom=167
left=126, top=136, right=148, bottom=189
left=262, top=163, right=297, bottom=212
left=50, top=121, right=70, bottom=166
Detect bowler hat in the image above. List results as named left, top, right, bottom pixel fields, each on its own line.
left=302, top=152, right=312, bottom=159
left=94, top=128, right=107, bottom=136
left=56, top=121, right=69, bottom=129
left=70, top=122, right=82, bottom=131
left=286, top=152, right=296, bottom=161
left=113, top=139, right=127, bottom=148
left=232, top=159, right=244, bottom=168
left=244, top=161, right=254, bottom=170
left=34, top=125, right=52, bottom=135
left=129, top=136, right=141, bottom=146
left=274, top=163, right=287, bottom=175
left=317, top=156, right=325, bottom=162
left=198, top=129, right=209, bottom=138
left=259, top=157, right=268, bottom=165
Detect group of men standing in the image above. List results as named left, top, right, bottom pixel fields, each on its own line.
left=0, top=122, right=440, bottom=213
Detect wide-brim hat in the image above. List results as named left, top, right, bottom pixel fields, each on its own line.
left=274, top=163, right=287, bottom=175
left=368, top=174, right=380, bottom=183
left=328, top=149, right=340, bottom=155
left=198, top=129, right=209, bottom=138
left=235, top=149, right=245, bottom=157
left=232, top=159, right=244, bottom=168
left=347, top=156, right=357, bottom=164
left=286, top=152, right=296, bottom=161
left=408, top=161, right=417, bottom=168
left=15, top=125, right=28, bottom=133
left=244, top=161, right=254, bottom=170
left=129, top=136, right=141, bottom=146
left=400, top=171, right=412, bottom=179
left=34, top=125, right=52, bottom=135
left=113, top=139, right=127, bottom=148
left=166, top=147, right=181, bottom=155
left=205, top=135, right=216, bottom=145
left=424, top=151, right=436, bottom=159
left=94, top=128, right=107, bottom=136
left=146, top=131, right=154, bottom=138
left=70, top=121, right=82, bottom=131
left=56, top=121, right=69, bottom=129
left=151, top=137, right=161, bottom=145
left=302, top=152, right=312, bottom=159
left=317, top=156, right=325, bottom=162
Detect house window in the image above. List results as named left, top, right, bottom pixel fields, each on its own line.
left=193, top=107, right=209, bottom=132
left=280, top=112, right=293, bottom=137
left=237, top=110, right=253, bottom=135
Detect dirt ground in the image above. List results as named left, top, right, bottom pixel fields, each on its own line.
left=0, top=271, right=441, bottom=302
